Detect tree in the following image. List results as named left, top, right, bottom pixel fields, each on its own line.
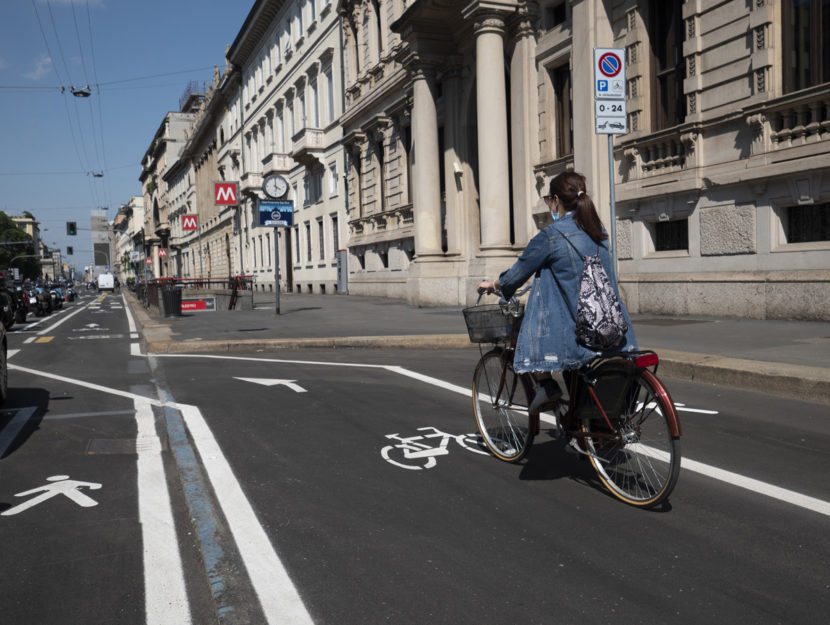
left=0, top=211, right=40, bottom=279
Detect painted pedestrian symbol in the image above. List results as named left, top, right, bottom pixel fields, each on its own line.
left=2, top=475, right=102, bottom=516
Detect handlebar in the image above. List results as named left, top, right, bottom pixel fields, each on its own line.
left=475, top=284, right=530, bottom=317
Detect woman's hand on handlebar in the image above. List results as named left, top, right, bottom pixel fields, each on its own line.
left=477, top=279, right=498, bottom=295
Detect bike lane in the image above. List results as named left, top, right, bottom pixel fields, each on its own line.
left=150, top=349, right=830, bottom=625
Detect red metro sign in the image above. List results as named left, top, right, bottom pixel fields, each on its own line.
left=182, top=214, right=198, bottom=231
left=214, top=182, right=239, bottom=206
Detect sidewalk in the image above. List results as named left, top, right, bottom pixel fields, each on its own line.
left=125, top=291, right=830, bottom=404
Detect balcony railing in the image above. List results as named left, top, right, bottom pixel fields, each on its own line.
left=620, top=125, right=699, bottom=181
left=753, top=85, right=830, bottom=152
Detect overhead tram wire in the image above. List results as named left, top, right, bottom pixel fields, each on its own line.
left=30, top=0, right=92, bottom=183
left=44, top=0, right=75, bottom=90
left=45, top=0, right=104, bottom=209
left=72, top=0, right=103, bottom=171
left=85, top=0, right=114, bottom=211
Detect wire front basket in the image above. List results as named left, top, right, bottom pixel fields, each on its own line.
left=463, top=303, right=524, bottom=343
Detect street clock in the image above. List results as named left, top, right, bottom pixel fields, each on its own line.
left=262, top=173, right=288, bottom=199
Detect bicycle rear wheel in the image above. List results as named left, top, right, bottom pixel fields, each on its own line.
left=581, top=367, right=680, bottom=508
left=472, top=349, right=533, bottom=462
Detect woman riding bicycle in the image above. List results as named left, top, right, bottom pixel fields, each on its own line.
left=477, top=171, right=637, bottom=419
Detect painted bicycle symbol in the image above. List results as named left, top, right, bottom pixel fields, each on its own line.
left=381, top=426, right=488, bottom=470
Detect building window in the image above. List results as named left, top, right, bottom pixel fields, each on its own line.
left=329, top=163, right=338, bottom=196
left=550, top=63, right=573, bottom=157
left=305, top=221, right=312, bottom=262
left=317, top=217, right=325, bottom=260
left=331, top=214, right=339, bottom=251
left=313, top=166, right=323, bottom=201
left=543, top=1, right=567, bottom=29
left=783, top=0, right=830, bottom=93
left=378, top=248, right=388, bottom=268
left=310, top=77, right=319, bottom=127
left=786, top=203, right=830, bottom=243
left=325, top=66, right=334, bottom=124
left=654, top=218, right=688, bottom=252
left=650, top=0, right=686, bottom=130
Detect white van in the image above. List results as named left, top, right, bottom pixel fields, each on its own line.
left=97, top=273, right=115, bottom=292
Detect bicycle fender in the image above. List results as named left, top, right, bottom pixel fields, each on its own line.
left=640, top=369, right=682, bottom=438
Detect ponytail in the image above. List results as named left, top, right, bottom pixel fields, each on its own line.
left=548, top=172, right=608, bottom=244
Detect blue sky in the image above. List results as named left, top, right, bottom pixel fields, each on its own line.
left=0, top=0, right=253, bottom=273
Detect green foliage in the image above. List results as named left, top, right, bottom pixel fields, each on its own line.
left=0, top=211, right=40, bottom=279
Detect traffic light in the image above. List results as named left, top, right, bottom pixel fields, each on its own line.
left=66, top=221, right=77, bottom=236
left=67, top=246, right=74, bottom=255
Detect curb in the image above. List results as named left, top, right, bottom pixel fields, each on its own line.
left=145, top=334, right=474, bottom=353
left=652, top=348, right=830, bottom=405
left=124, top=294, right=830, bottom=404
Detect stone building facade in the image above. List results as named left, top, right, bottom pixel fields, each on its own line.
left=139, top=110, right=201, bottom=279
left=337, top=0, right=830, bottom=319
left=226, top=0, right=347, bottom=294
left=612, top=0, right=830, bottom=320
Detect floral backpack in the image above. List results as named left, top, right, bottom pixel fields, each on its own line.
left=559, top=233, right=629, bottom=351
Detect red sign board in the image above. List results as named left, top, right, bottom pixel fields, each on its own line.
left=158, top=248, right=168, bottom=258
left=145, top=258, right=152, bottom=266
left=214, top=182, right=239, bottom=205
left=182, top=214, right=198, bottom=231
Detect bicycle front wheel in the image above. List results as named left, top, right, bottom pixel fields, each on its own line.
left=582, top=368, right=680, bottom=508
left=473, top=349, right=533, bottom=462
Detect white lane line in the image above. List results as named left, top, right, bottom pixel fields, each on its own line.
left=173, top=404, right=313, bottom=625
left=131, top=343, right=142, bottom=356
left=155, top=353, right=389, bottom=369
left=8, top=349, right=20, bottom=358
left=36, top=301, right=93, bottom=336
left=8, top=363, right=163, bottom=406
left=122, top=293, right=137, bottom=334
left=9, top=362, right=312, bottom=623
left=385, top=365, right=830, bottom=518
left=24, top=337, right=36, bottom=344
left=134, top=399, right=192, bottom=624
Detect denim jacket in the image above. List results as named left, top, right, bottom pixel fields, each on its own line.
left=497, top=211, right=637, bottom=373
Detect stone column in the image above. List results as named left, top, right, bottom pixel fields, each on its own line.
left=472, top=12, right=511, bottom=251
left=411, top=63, right=443, bottom=257
left=377, top=0, right=390, bottom=57
left=510, top=4, right=538, bottom=245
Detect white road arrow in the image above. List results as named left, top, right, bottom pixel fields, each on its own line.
left=234, top=377, right=307, bottom=393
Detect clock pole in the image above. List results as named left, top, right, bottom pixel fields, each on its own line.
left=273, top=226, right=280, bottom=315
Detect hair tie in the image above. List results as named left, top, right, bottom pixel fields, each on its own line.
left=577, top=190, right=585, bottom=197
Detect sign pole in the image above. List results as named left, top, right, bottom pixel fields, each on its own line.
left=274, top=227, right=280, bottom=315
left=593, top=47, right=626, bottom=284
left=608, top=134, right=618, bottom=282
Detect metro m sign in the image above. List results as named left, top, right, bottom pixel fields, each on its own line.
left=182, top=214, right=198, bottom=231
left=214, top=181, right=239, bottom=206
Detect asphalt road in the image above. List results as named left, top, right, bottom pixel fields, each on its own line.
left=1, top=293, right=828, bottom=624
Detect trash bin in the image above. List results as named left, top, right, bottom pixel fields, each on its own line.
left=161, top=285, right=182, bottom=318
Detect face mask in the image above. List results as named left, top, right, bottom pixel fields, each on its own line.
left=550, top=210, right=561, bottom=222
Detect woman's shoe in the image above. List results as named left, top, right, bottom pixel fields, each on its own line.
left=529, top=379, right=562, bottom=417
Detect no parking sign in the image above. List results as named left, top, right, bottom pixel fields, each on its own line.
left=594, top=48, right=627, bottom=134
